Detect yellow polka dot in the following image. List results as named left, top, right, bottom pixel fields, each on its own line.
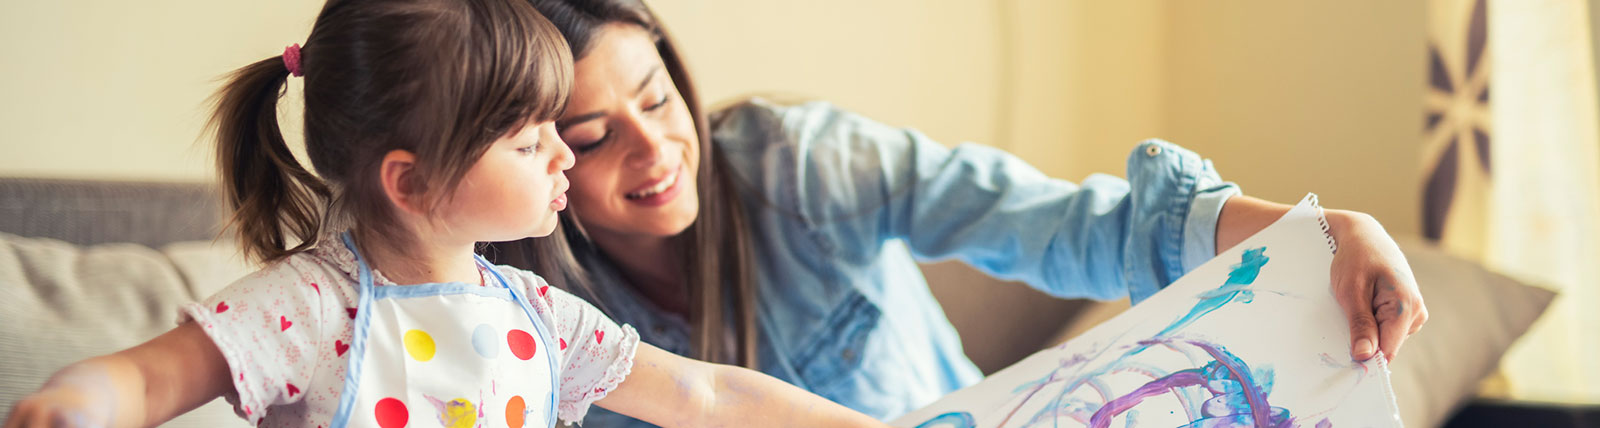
left=404, top=329, right=436, bottom=362
left=441, top=398, right=476, bottom=428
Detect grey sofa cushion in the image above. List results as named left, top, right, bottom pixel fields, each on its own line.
left=0, top=178, right=221, bottom=248
left=0, top=232, right=250, bottom=427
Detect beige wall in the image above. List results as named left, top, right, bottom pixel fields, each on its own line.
left=652, top=2, right=1003, bottom=154
left=0, top=0, right=1426, bottom=235
left=0, top=1, right=325, bottom=181
left=655, top=0, right=1426, bottom=235
left=1162, top=1, right=1426, bottom=236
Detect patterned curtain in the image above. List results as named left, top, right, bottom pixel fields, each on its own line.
left=1424, top=0, right=1600, bottom=403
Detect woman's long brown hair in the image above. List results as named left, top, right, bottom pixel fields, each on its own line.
left=490, top=0, right=759, bottom=368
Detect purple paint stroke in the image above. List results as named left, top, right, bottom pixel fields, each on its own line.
left=1191, top=341, right=1284, bottom=427
left=1078, top=339, right=1288, bottom=428
left=1088, top=369, right=1207, bottom=428
left=997, top=248, right=1293, bottom=427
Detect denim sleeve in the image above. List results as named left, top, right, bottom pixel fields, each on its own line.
left=775, top=102, right=1238, bottom=303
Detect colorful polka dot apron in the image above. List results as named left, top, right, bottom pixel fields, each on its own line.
left=329, top=233, right=559, bottom=428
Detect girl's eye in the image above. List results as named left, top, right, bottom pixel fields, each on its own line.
left=517, top=142, right=542, bottom=155
left=644, top=94, right=670, bottom=112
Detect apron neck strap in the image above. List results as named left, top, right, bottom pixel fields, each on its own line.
left=342, top=232, right=514, bottom=292
left=339, top=232, right=376, bottom=293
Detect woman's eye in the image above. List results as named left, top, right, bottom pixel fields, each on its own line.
left=572, top=130, right=610, bottom=154
left=644, top=94, right=670, bottom=112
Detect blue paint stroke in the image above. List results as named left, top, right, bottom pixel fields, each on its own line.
left=913, top=411, right=975, bottom=428
left=1157, top=247, right=1270, bottom=338
left=928, top=247, right=1334, bottom=428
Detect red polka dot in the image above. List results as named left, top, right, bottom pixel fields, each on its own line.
left=375, top=397, right=408, bottom=428
left=507, top=329, right=537, bottom=360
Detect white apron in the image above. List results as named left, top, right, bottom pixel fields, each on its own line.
left=329, top=233, right=560, bottom=428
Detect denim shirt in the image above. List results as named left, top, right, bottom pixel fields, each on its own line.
left=575, top=99, right=1240, bottom=426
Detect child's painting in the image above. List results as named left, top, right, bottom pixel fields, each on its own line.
left=893, top=195, right=1402, bottom=428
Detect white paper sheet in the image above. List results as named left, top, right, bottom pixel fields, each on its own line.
left=893, top=194, right=1401, bottom=428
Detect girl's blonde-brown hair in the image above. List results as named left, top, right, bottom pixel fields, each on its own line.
left=210, top=0, right=572, bottom=264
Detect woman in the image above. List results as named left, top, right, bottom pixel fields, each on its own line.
left=489, top=1, right=1429, bottom=425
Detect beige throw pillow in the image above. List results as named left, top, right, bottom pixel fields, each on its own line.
left=0, top=233, right=251, bottom=427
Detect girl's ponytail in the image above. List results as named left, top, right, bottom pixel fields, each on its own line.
left=204, top=0, right=571, bottom=264
left=209, top=55, right=330, bottom=264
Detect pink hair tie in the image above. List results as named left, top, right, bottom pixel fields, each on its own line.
left=283, top=43, right=304, bottom=77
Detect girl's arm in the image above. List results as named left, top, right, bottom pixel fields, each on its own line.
left=4, top=322, right=233, bottom=428
left=595, top=344, right=888, bottom=428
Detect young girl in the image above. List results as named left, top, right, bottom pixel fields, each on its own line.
left=1, top=1, right=887, bottom=427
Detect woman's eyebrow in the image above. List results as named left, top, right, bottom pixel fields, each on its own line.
left=557, top=65, right=664, bottom=130
left=633, top=65, right=662, bottom=96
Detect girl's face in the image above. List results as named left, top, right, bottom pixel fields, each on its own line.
left=556, top=24, right=701, bottom=244
left=442, top=120, right=574, bottom=242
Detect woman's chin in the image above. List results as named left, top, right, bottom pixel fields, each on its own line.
left=649, top=217, right=697, bottom=238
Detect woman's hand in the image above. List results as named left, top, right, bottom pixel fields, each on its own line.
left=1217, top=195, right=1428, bottom=362
left=1325, top=209, right=1429, bottom=362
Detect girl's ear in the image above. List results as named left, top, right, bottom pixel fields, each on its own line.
left=379, top=149, right=426, bottom=215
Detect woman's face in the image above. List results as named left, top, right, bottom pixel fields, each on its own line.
left=556, top=24, right=700, bottom=243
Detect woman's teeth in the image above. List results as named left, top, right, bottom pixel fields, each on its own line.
left=626, top=170, right=677, bottom=199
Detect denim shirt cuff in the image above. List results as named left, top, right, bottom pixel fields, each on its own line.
left=1181, top=181, right=1241, bottom=273
left=1124, top=139, right=1239, bottom=303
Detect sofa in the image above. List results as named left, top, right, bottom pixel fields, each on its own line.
left=0, top=177, right=1583, bottom=427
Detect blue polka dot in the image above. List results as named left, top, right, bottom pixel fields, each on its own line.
left=472, top=324, right=499, bottom=358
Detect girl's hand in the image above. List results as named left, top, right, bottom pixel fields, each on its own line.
left=5, top=369, right=116, bottom=428
left=1325, top=209, right=1429, bottom=362
left=5, top=323, right=234, bottom=428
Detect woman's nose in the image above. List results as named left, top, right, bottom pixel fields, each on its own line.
left=622, top=119, right=671, bottom=170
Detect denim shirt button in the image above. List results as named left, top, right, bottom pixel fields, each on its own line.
left=651, top=325, right=667, bottom=336
left=841, top=348, right=857, bottom=361
left=1145, top=144, right=1163, bottom=157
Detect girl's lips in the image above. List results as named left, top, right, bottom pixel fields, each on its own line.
left=551, top=192, right=567, bottom=211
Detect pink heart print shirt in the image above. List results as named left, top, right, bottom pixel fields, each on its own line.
left=178, top=241, right=640, bottom=427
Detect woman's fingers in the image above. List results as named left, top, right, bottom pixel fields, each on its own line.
left=1333, top=268, right=1380, bottom=361
left=1366, top=262, right=1427, bottom=362
left=1326, top=209, right=1428, bottom=363
left=1372, top=282, right=1409, bottom=361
